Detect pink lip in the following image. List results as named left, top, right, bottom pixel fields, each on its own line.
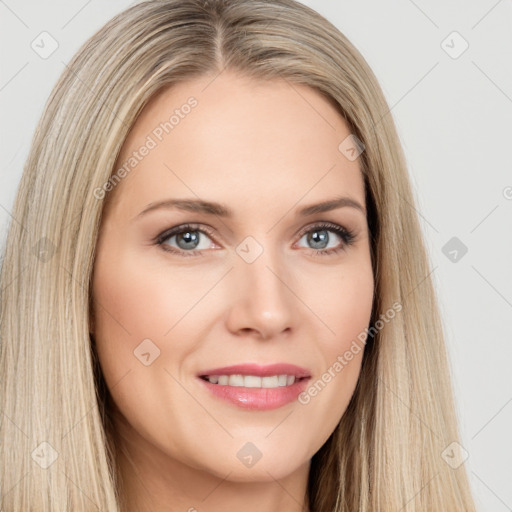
left=196, top=363, right=311, bottom=411
left=197, top=363, right=311, bottom=379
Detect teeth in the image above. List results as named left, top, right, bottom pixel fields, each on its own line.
left=228, top=374, right=244, bottom=387
left=204, top=374, right=298, bottom=388
left=261, top=375, right=278, bottom=388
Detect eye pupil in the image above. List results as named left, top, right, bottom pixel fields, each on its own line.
left=177, top=231, right=200, bottom=249
left=308, top=230, right=329, bottom=249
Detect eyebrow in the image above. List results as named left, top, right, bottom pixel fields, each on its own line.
left=135, top=195, right=366, bottom=219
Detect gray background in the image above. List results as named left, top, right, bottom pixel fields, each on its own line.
left=1, top=1, right=511, bottom=510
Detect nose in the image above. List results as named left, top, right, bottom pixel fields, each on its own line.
left=224, top=246, right=297, bottom=340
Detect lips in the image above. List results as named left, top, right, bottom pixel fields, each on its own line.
left=196, top=363, right=312, bottom=410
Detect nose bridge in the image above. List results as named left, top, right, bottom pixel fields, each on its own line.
left=227, top=236, right=296, bottom=337
left=244, top=249, right=286, bottom=304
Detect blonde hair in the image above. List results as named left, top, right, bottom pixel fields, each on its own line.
left=0, top=0, right=477, bottom=510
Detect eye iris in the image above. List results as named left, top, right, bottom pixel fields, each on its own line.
left=308, top=230, right=329, bottom=249
left=177, top=231, right=200, bottom=250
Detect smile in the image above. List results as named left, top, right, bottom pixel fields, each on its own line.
left=196, top=363, right=312, bottom=410
left=200, top=374, right=305, bottom=387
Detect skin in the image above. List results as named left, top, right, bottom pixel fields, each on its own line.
left=90, top=69, right=374, bottom=512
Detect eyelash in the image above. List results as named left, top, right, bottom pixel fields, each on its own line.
left=155, top=221, right=356, bottom=258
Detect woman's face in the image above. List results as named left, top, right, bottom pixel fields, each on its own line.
left=91, top=70, right=374, bottom=484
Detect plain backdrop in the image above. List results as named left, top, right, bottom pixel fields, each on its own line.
left=1, top=1, right=511, bottom=510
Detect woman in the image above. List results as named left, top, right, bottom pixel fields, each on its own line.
left=0, top=0, right=478, bottom=510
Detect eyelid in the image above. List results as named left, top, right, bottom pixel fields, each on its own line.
left=155, top=220, right=357, bottom=256
left=155, top=223, right=219, bottom=247
left=294, top=221, right=357, bottom=250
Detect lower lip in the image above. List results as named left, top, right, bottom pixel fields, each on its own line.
left=198, top=377, right=310, bottom=410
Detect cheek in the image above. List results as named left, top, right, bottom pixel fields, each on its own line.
left=90, top=245, right=184, bottom=384
left=298, top=254, right=374, bottom=345
left=322, top=259, right=374, bottom=384
left=90, top=246, right=207, bottom=450
left=291, top=257, right=373, bottom=444
left=90, top=242, right=226, bottom=403
left=327, top=269, right=374, bottom=342
left=92, top=246, right=204, bottom=344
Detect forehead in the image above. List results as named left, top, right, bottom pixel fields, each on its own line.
left=106, top=71, right=365, bottom=220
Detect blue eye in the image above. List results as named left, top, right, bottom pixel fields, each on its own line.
left=156, top=222, right=356, bottom=257
left=156, top=223, right=214, bottom=257
left=296, top=222, right=356, bottom=256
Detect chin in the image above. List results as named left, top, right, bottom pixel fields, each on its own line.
left=202, top=448, right=308, bottom=483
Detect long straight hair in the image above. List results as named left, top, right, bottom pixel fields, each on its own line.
left=0, top=0, right=477, bottom=510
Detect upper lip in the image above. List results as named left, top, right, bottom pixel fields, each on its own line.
left=198, top=363, right=311, bottom=379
